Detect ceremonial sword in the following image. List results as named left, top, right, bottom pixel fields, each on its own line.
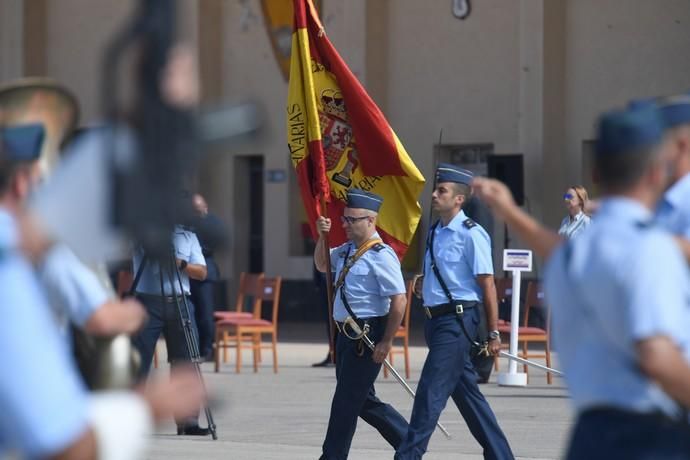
left=498, top=351, right=564, bottom=377
left=342, top=317, right=452, bottom=439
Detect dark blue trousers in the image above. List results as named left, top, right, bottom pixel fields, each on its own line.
left=567, top=408, right=690, bottom=460
left=132, top=294, right=201, bottom=428
left=190, top=279, right=216, bottom=358
left=395, top=308, right=513, bottom=460
left=320, top=317, right=409, bottom=460
left=132, top=294, right=199, bottom=377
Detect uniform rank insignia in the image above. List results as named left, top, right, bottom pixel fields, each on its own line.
left=463, top=219, right=477, bottom=229
left=371, top=243, right=385, bottom=252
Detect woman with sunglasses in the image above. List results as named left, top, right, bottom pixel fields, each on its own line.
left=558, top=186, right=591, bottom=239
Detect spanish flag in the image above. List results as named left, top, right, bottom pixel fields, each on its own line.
left=287, top=0, right=425, bottom=259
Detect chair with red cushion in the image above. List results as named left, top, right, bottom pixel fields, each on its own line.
left=213, top=272, right=264, bottom=366
left=215, top=277, right=282, bottom=373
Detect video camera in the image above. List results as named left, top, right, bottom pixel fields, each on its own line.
left=29, top=0, right=260, bottom=264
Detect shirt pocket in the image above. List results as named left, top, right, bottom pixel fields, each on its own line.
left=438, top=246, right=464, bottom=265
left=348, top=264, right=371, bottom=277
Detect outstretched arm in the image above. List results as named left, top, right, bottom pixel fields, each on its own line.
left=472, top=177, right=563, bottom=260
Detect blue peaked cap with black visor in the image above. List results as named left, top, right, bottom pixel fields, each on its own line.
left=657, top=93, right=690, bottom=129
left=435, top=163, right=473, bottom=186
left=0, top=123, right=45, bottom=161
left=629, top=93, right=690, bottom=129
left=346, top=188, right=383, bottom=212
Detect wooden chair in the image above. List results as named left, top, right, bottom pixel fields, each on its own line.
left=213, top=272, right=264, bottom=366
left=214, top=277, right=282, bottom=373
left=384, top=279, right=414, bottom=379
left=497, top=281, right=553, bottom=384
left=214, top=272, right=264, bottom=321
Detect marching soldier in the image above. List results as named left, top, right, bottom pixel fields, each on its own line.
left=314, top=188, right=409, bottom=459
left=474, top=104, right=690, bottom=458
left=395, top=164, right=513, bottom=460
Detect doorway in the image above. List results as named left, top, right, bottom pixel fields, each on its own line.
left=234, top=155, right=264, bottom=275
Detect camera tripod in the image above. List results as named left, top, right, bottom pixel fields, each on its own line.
left=129, top=246, right=218, bottom=440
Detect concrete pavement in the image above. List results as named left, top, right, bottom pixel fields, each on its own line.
left=144, top=329, right=572, bottom=460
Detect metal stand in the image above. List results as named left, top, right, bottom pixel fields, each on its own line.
left=497, top=270, right=527, bottom=387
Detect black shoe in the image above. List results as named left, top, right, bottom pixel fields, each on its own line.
left=312, top=356, right=334, bottom=367
left=177, top=425, right=211, bottom=436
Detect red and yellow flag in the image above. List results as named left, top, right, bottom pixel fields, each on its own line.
left=287, top=0, right=425, bottom=259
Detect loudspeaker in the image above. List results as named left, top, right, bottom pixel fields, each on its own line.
left=487, top=154, right=524, bottom=206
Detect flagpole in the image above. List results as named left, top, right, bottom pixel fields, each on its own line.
left=320, top=195, right=336, bottom=364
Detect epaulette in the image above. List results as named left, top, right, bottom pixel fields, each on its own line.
left=463, top=218, right=477, bottom=229
left=371, top=243, right=385, bottom=252
left=636, top=220, right=654, bottom=229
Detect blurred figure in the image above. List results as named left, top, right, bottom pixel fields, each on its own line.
left=558, top=186, right=591, bottom=239
left=189, top=192, right=228, bottom=361
left=39, top=242, right=146, bottom=340
left=655, top=94, right=690, bottom=260
left=0, top=78, right=147, bottom=345
left=0, top=124, right=205, bottom=459
left=474, top=104, right=690, bottom=459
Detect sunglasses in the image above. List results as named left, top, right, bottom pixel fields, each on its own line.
left=563, top=193, right=575, bottom=200
left=341, top=215, right=370, bottom=225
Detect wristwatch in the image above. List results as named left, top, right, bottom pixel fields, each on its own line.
left=179, top=260, right=188, bottom=270
left=489, top=330, right=501, bottom=341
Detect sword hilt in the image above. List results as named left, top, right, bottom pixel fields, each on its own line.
left=342, top=316, right=368, bottom=340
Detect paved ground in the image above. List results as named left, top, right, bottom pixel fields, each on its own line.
left=144, top=325, right=572, bottom=460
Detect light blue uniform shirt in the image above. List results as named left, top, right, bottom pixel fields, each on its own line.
left=422, top=210, right=494, bottom=306
left=656, top=172, right=690, bottom=239
left=0, top=210, right=89, bottom=458
left=133, top=226, right=206, bottom=296
left=330, top=233, right=406, bottom=322
left=558, top=211, right=591, bottom=239
left=38, top=243, right=109, bottom=338
left=544, top=198, right=690, bottom=417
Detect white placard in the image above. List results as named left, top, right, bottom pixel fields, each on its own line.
left=502, top=249, right=533, bottom=272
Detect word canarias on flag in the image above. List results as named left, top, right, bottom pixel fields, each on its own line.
left=286, top=0, right=425, bottom=259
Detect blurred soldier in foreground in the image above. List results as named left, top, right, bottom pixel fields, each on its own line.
left=474, top=104, right=690, bottom=459
left=0, top=78, right=147, bottom=346
left=0, top=124, right=205, bottom=459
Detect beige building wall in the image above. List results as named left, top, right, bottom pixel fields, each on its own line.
left=560, top=0, right=690, bottom=212
left=3, top=0, right=690, bottom=283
